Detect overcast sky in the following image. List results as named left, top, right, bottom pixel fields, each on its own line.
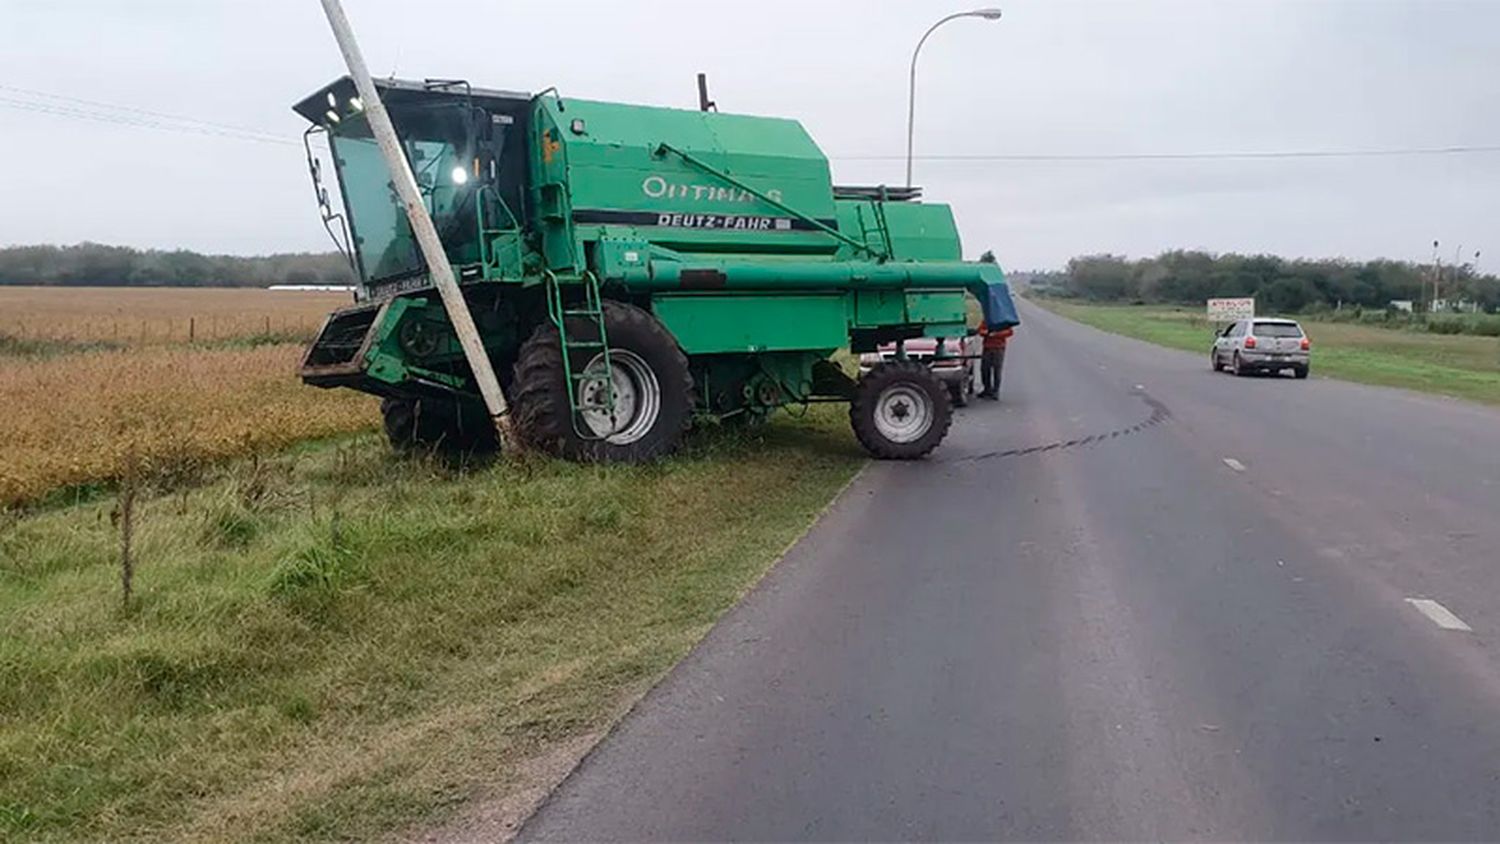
left=2, top=0, right=1496, bottom=269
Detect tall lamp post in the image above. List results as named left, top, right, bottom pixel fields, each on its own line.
left=906, top=8, right=1003, bottom=188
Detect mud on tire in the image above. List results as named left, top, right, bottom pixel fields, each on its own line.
left=849, top=360, right=954, bottom=460
left=511, top=301, right=694, bottom=462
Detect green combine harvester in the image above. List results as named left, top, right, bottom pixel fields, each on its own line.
left=293, top=76, right=1018, bottom=462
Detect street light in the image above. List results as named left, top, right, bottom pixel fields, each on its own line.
left=906, top=8, right=1003, bottom=188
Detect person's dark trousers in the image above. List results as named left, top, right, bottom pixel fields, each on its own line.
left=980, top=347, right=1006, bottom=397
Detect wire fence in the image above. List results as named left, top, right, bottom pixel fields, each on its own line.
left=1, top=314, right=324, bottom=348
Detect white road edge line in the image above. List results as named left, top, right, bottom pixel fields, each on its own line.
left=1222, top=457, right=1247, bottom=472
left=1405, top=598, right=1473, bottom=632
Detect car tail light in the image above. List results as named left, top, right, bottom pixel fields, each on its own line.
left=1243, top=335, right=1257, bottom=349
left=1300, top=337, right=1311, bottom=351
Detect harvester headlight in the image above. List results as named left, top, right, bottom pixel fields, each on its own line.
left=326, top=91, right=338, bottom=108
left=349, top=96, right=364, bottom=111
left=450, top=166, right=469, bottom=185
left=325, top=109, right=341, bottom=124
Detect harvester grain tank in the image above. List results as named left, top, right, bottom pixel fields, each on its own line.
left=294, top=76, right=1018, bottom=461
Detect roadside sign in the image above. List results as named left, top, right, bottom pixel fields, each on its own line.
left=1207, top=297, right=1255, bottom=321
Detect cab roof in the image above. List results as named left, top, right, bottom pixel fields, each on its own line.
left=292, top=76, right=530, bottom=123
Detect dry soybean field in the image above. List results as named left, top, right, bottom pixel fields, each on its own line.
left=0, top=286, right=377, bottom=507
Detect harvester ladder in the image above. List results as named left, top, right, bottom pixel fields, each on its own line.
left=545, top=271, right=618, bottom=440
left=855, top=202, right=895, bottom=257
left=869, top=192, right=896, bottom=257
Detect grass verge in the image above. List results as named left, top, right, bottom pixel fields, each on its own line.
left=0, top=411, right=864, bottom=841
left=1038, top=299, right=1500, bottom=405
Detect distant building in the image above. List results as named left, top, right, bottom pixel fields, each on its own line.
left=1389, top=299, right=1414, bottom=313
left=1431, top=298, right=1480, bottom=314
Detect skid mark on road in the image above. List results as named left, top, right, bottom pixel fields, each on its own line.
left=947, top=390, right=1172, bottom=465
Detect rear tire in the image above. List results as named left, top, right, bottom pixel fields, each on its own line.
left=1231, top=352, right=1247, bottom=377
left=1294, top=365, right=1309, bottom=380
left=850, top=361, right=953, bottom=460
left=381, top=396, right=498, bottom=456
left=511, top=301, right=693, bottom=462
left=1211, top=351, right=1224, bottom=372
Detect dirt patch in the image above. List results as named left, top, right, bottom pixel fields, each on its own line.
left=405, top=729, right=605, bottom=844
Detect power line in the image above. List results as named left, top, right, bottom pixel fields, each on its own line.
left=835, top=145, right=1500, bottom=162
left=0, top=97, right=299, bottom=146
left=7, top=82, right=1497, bottom=163
left=0, top=83, right=293, bottom=141
left=0, top=85, right=299, bottom=146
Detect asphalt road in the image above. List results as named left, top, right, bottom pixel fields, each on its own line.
left=521, top=300, right=1500, bottom=841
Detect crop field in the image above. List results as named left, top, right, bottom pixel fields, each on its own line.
left=0, top=285, right=351, bottom=347
left=0, top=287, right=375, bottom=507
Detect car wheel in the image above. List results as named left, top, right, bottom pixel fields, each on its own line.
left=1231, top=352, right=1247, bottom=377
left=949, top=380, right=969, bottom=408
left=1211, top=351, right=1223, bottom=372
left=1294, top=365, right=1309, bottom=380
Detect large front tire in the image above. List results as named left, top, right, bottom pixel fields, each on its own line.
left=850, top=361, right=954, bottom=460
left=380, top=396, right=498, bottom=456
left=511, top=301, right=693, bottom=462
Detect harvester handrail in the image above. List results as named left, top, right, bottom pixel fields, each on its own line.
left=653, top=142, right=888, bottom=261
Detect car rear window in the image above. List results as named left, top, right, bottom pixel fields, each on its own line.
left=1253, top=322, right=1303, bottom=337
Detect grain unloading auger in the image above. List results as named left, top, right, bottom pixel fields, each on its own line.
left=296, top=23, right=1017, bottom=462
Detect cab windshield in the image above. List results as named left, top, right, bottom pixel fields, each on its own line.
left=329, top=102, right=488, bottom=285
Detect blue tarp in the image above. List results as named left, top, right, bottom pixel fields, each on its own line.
left=976, top=264, right=1020, bottom=330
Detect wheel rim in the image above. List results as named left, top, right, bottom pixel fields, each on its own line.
left=873, top=383, right=934, bottom=444
left=576, top=350, right=661, bottom=444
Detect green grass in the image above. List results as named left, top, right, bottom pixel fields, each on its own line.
left=0, top=413, right=864, bottom=842
left=0, top=332, right=122, bottom=359
left=1039, top=299, right=1500, bottom=405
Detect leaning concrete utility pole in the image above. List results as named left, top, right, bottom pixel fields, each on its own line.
left=317, top=0, right=513, bottom=446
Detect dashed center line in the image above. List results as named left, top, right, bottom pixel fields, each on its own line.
left=1406, top=598, right=1473, bottom=631
left=1222, top=457, right=1247, bottom=472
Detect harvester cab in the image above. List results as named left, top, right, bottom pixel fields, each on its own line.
left=295, top=78, right=531, bottom=299
left=293, top=75, right=1019, bottom=463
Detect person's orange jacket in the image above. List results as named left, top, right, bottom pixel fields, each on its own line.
left=980, top=323, right=1014, bottom=351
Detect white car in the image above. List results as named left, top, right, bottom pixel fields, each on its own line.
left=859, top=335, right=981, bottom=406
left=1212, top=318, right=1310, bottom=378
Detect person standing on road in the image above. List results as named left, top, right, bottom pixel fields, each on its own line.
left=977, top=322, right=1013, bottom=400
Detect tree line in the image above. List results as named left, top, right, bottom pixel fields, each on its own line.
left=7, top=242, right=1497, bottom=313
left=1043, top=251, right=1500, bottom=314
left=0, top=243, right=356, bottom=288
